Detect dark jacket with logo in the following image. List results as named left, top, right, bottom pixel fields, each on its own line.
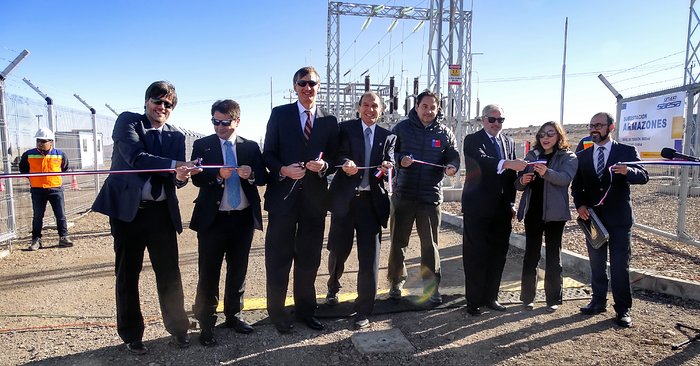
left=391, top=109, right=460, bottom=205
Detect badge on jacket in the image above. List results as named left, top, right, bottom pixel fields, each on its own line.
left=432, top=139, right=441, bottom=148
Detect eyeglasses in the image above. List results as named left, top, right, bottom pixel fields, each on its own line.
left=537, top=130, right=558, bottom=138
left=150, top=98, right=174, bottom=109
left=37, top=139, right=53, bottom=143
left=588, top=123, right=607, bottom=130
left=211, top=118, right=235, bottom=126
left=295, top=80, right=318, bottom=88
left=485, top=116, right=505, bottom=124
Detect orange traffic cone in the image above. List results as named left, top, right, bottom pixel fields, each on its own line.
left=70, top=175, right=81, bottom=190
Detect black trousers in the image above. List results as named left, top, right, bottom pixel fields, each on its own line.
left=193, top=207, right=254, bottom=330
left=462, top=208, right=511, bottom=308
left=587, top=225, right=633, bottom=314
left=520, top=217, right=565, bottom=305
left=265, top=199, right=326, bottom=323
left=110, top=203, right=189, bottom=344
left=387, top=195, right=442, bottom=288
left=327, top=193, right=381, bottom=316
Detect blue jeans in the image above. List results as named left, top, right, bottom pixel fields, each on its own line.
left=30, top=187, right=68, bottom=238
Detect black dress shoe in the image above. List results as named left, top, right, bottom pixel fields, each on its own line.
left=221, top=318, right=254, bottom=334
left=466, top=306, right=482, bottom=316
left=616, top=312, right=632, bottom=328
left=172, top=334, right=191, bottom=348
left=199, top=330, right=217, bottom=347
left=274, top=320, right=294, bottom=334
left=579, top=302, right=607, bottom=315
left=126, top=340, right=148, bottom=355
left=486, top=301, right=507, bottom=311
left=297, top=316, right=324, bottom=330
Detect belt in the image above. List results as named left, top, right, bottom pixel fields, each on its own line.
left=138, top=200, right=167, bottom=209
left=217, top=207, right=251, bottom=215
left=355, top=190, right=372, bottom=197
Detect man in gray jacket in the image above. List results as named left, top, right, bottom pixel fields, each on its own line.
left=387, top=90, right=460, bottom=304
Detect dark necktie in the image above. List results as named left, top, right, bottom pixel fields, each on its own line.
left=224, top=140, right=241, bottom=208
left=491, top=136, right=502, bottom=160
left=596, top=146, right=606, bottom=179
left=361, top=127, right=372, bottom=188
left=150, top=130, right=163, bottom=199
left=304, top=110, right=312, bottom=142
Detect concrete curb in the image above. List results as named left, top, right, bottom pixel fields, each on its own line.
left=441, top=211, right=700, bottom=301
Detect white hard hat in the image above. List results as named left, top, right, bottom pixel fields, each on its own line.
left=35, top=127, right=55, bottom=140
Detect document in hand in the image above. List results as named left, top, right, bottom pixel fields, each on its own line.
left=576, top=208, right=609, bottom=249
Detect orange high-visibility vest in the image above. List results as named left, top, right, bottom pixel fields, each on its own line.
left=25, top=148, right=66, bottom=188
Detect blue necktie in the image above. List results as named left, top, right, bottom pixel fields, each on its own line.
left=224, top=140, right=241, bottom=208
left=491, top=136, right=502, bottom=160
left=596, top=146, right=606, bottom=180
left=361, top=127, right=372, bottom=188
left=150, top=130, right=163, bottom=199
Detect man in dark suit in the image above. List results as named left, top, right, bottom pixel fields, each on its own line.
left=461, top=104, right=527, bottom=316
left=92, top=81, right=201, bottom=354
left=263, top=66, right=339, bottom=334
left=189, top=100, right=267, bottom=346
left=325, top=91, right=395, bottom=329
left=572, top=112, right=648, bottom=328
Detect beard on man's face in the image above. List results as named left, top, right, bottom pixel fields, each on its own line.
left=590, top=130, right=609, bottom=143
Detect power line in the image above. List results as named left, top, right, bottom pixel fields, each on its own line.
left=607, top=50, right=685, bottom=77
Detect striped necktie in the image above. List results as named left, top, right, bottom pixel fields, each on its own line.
left=303, top=110, right=312, bottom=142
left=596, top=146, right=606, bottom=179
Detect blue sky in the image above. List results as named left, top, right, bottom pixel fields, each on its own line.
left=1, top=1, right=690, bottom=142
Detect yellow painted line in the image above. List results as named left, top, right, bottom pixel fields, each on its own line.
left=219, top=277, right=585, bottom=311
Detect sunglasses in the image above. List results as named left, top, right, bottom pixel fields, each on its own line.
left=485, top=116, right=505, bottom=124
left=537, top=130, right=558, bottom=138
left=37, top=139, right=53, bottom=143
left=589, top=123, right=607, bottom=130
left=295, top=80, right=318, bottom=88
left=150, top=98, right=174, bottom=109
left=211, top=118, right=234, bottom=126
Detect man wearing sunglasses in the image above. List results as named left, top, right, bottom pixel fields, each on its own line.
left=263, top=66, right=338, bottom=334
left=92, top=81, right=202, bottom=354
left=19, top=127, right=73, bottom=251
left=387, top=90, right=460, bottom=305
left=189, top=100, right=267, bottom=346
left=461, top=104, right=527, bottom=316
left=572, top=112, right=648, bottom=328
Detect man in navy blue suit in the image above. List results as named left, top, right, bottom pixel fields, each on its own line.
left=92, top=81, right=201, bottom=354
left=325, top=91, right=395, bottom=329
left=189, top=100, right=267, bottom=346
left=263, top=66, right=338, bottom=334
left=572, top=112, right=648, bottom=328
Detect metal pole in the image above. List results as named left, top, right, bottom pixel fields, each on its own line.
left=559, top=17, right=568, bottom=124
left=0, top=49, right=30, bottom=248
left=73, top=94, right=100, bottom=193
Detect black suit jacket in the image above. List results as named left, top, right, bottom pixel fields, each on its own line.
left=92, top=112, right=186, bottom=232
left=571, top=140, right=648, bottom=228
left=263, top=102, right=339, bottom=216
left=328, top=119, right=396, bottom=227
left=189, top=134, right=267, bottom=231
left=461, top=129, right=518, bottom=218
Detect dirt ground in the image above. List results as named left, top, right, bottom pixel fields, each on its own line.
left=0, top=185, right=699, bottom=366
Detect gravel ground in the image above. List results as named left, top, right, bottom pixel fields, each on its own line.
left=0, top=185, right=699, bottom=365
